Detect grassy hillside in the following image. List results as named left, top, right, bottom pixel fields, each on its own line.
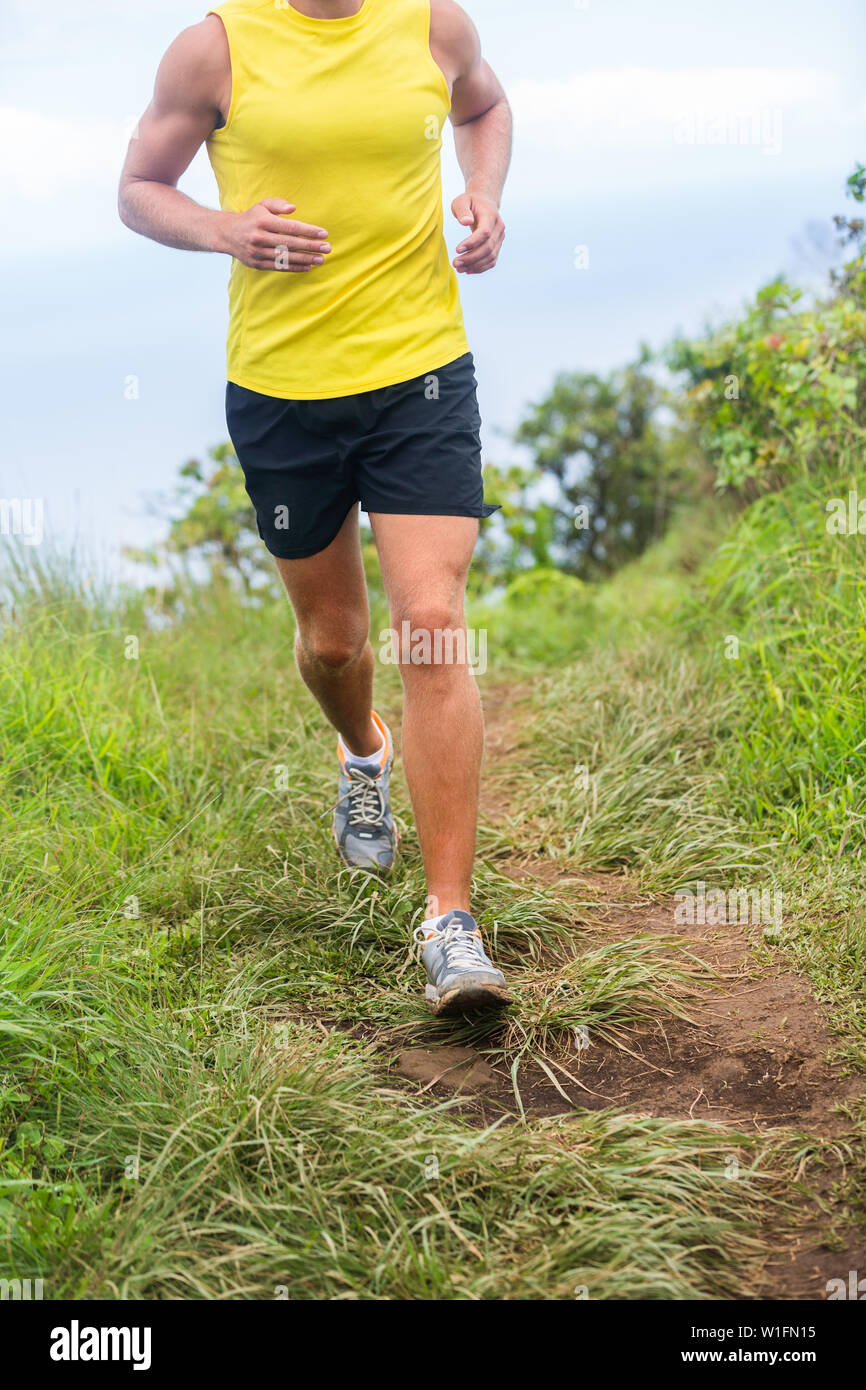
left=1, top=487, right=862, bottom=1296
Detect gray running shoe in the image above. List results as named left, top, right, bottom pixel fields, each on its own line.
left=333, top=713, right=396, bottom=873
left=414, top=910, right=512, bottom=1017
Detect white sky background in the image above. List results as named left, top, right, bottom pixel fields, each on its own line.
left=1, top=0, right=864, bottom=565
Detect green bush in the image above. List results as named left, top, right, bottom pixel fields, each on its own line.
left=670, top=168, right=866, bottom=491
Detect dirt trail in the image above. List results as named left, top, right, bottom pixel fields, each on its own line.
left=393, top=683, right=865, bottom=1299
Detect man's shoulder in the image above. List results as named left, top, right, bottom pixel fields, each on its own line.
left=429, top=0, right=477, bottom=56
left=158, top=16, right=230, bottom=88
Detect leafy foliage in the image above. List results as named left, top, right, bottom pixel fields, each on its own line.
left=508, top=353, right=707, bottom=579
left=669, top=170, right=866, bottom=491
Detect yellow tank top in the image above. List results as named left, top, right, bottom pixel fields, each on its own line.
left=205, top=0, right=469, bottom=399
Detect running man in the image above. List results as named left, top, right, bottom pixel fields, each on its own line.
left=118, top=0, right=513, bottom=1016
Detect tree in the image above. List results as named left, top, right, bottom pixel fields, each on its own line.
left=511, top=353, right=703, bottom=580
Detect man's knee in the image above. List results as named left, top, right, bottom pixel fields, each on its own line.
left=297, top=622, right=369, bottom=673
left=389, top=602, right=470, bottom=674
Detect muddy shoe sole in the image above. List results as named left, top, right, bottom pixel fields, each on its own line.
left=426, top=982, right=514, bottom=1018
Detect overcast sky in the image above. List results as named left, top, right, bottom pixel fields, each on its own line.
left=2, top=0, right=864, bottom=567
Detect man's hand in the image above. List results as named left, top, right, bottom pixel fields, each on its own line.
left=218, top=199, right=331, bottom=272
left=451, top=192, right=505, bottom=275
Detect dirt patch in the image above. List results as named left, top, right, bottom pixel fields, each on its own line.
left=541, top=995, right=859, bottom=1132
left=386, top=1005, right=859, bottom=1135
left=397, top=1045, right=499, bottom=1093
left=527, top=906, right=859, bottom=1133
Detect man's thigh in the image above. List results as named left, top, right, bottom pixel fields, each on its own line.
left=369, top=514, right=479, bottom=623
left=275, top=504, right=369, bottom=637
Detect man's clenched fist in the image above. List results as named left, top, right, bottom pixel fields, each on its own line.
left=451, top=193, right=505, bottom=275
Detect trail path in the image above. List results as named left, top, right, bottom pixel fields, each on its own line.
left=393, top=683, right=865, bottom=1300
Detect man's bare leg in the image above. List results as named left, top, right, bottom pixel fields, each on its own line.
left=274, top=506, right=381, bottom=758
left=370, top=513, right=481, bottom=918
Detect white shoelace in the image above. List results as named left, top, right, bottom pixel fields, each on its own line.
left=414, top=921, right=481, bottom=969
left=343, top=770, right=386, bottom=827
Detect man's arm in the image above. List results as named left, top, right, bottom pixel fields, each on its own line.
left=430, top=0, right=512, bottom=275
left=118, top=18, right=331, bottom=273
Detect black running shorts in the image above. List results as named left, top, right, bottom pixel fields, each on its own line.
left=225, top=352, right=499, bottom=559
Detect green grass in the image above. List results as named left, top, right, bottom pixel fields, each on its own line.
left=0, top=550, right=823, bottom=1301
left=2, top=1014, right=796, bottom=1299
left=2, top=467, right=864, bottom=1300
left=496, top=467, right=866, bottom=1071
left=488, top=641, right=762, bottom=890
left=466, top=496, right=731, bottom=671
